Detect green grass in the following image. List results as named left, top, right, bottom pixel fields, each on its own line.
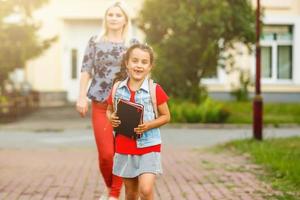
left=221, top=101, right=300, bottom=124
left=220, top=137, right=300, bottom=200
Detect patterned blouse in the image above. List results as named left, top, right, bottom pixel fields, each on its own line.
left=81, top=36, right=138, bottom=102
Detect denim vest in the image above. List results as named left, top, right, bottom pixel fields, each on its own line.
left=113, top=77, right=161, bottom=148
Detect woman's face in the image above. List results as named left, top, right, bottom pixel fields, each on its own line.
left=105, top=6, right=127, bottom=32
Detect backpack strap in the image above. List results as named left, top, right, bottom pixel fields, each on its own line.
left=111, top=81, right=121, bottom=111
left=149, top=79, right=158, bottom=118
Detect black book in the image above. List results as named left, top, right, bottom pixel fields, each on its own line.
left=114, top=99, right=144, bottom=139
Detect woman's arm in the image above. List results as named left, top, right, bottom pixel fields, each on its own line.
left=134, top=102, right=170, bottom=134
left=76, top=72, right=91, bottom=117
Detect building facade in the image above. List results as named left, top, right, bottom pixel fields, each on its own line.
left=25, top=0, right=143, bottom=105
left=25, top=0, right=300, bottom=105
left=203, top=0, right=300, bottom=101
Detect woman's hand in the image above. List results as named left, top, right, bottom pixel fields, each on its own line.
left=76, top=97, right=88, bottom=117
left=134, top=123, right=150, bottom=135
left=109, top=112, right=121, bottom=128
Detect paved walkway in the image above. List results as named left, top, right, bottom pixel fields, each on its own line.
left=0, top=106, right=296, bottom=200
left=0, top=146, right=278, bottom=200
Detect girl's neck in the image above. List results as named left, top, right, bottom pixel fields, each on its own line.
left=106, top=30, right=123, bottom=43
left=128, top=78, right=145, bottom=92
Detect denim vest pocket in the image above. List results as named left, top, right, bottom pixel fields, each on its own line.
left=139, top=96, right=155, bottom=121
left=142, top=98, right=152, bottom=112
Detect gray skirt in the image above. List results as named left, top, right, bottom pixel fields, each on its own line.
left=113, top=152, right=162, bottom=178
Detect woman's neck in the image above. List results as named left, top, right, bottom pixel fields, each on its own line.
left=106, top=30, right=123, bottom=43
left=128, top=78, right=145, bottom=92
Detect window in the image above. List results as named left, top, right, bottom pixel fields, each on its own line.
left=71, top=49, right=78, bottom=79
left=261, top=47, right=272, bottom=78
left=260, top=25, right=293, bottom=81
left=277, top=45, right=292, bottom=79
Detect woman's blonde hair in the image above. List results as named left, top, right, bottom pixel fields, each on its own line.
left=96, top=0, right=132, bottom=46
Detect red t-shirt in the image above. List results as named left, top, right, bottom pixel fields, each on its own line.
left=107, top=83, right=169, bottom=155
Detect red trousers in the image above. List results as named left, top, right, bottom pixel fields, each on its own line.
left=92, top=101, right=122, bottom=198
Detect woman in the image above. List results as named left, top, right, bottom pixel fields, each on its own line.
left=76, top=1, right=134, bottom=199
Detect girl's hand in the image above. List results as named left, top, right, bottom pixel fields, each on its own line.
left=109, top=112, right=121, bottom=127
left=76, top=97, right=88, bottom=118
left=134, top=123, right=150, bottom=135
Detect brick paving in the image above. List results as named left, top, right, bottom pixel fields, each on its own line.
left=0, top=146, right=279, bottom=200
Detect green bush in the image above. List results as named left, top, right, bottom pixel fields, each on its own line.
left=169, top=98, right=229, bottom=123
left=221, top=101, right=300, bottom=124
left=168, top=99, right=185, bottom=122
left=182, top=102, right=202, bottom=123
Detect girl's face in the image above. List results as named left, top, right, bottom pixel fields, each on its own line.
left=126, top=48, right=152, bottom=82
left=106, top=6, right=127, bottom=32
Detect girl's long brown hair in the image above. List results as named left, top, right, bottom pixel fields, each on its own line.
left=113, top=43, right=154, bottom=83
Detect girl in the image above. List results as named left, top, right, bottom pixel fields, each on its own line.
left=106, top=44, right=171, bottom=200
left=76, top=1, right=136, bottom=199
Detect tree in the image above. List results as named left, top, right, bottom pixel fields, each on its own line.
left=0, top=0, right=56, bottom=94
left=139, top=0, right=256, bottom=102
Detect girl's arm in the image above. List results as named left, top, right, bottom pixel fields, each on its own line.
left=134, top=102, right=170, bottom=134
left=106, top=105, right=121, bottom=127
